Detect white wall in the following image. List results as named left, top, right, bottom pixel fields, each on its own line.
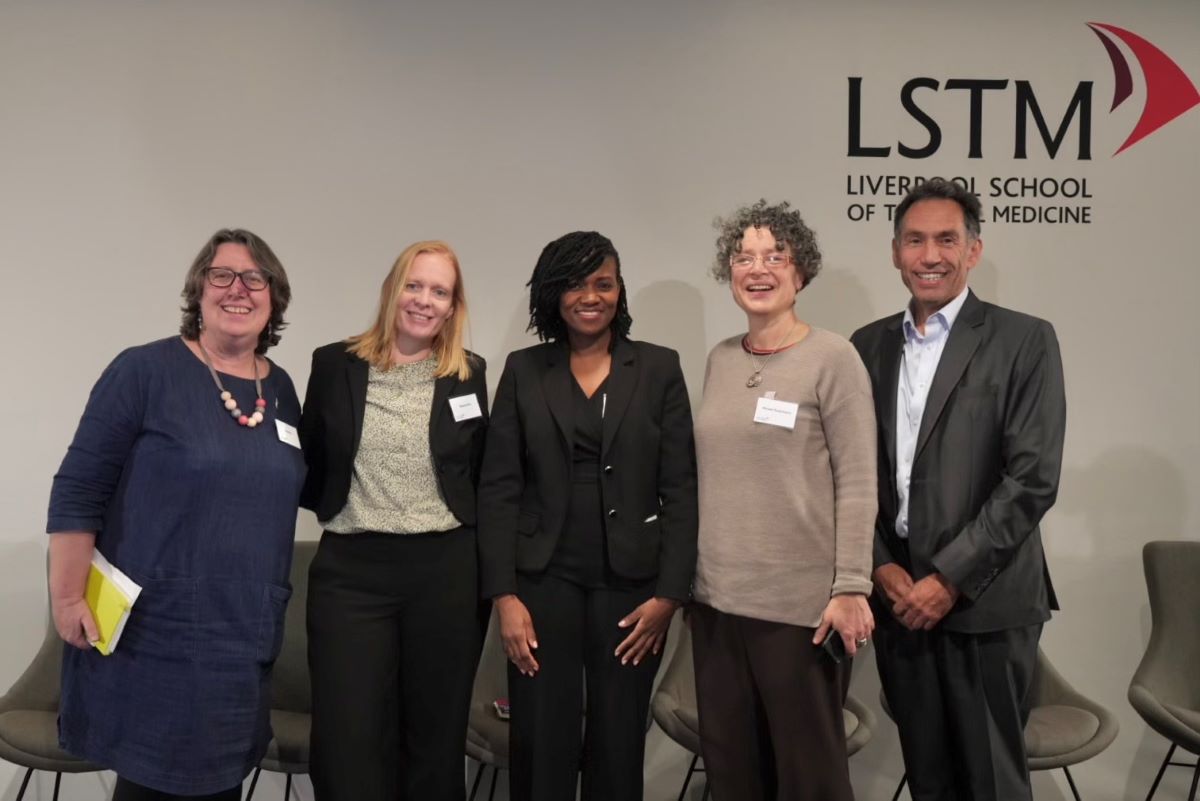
left=1, top=1, right=1197, bottom=798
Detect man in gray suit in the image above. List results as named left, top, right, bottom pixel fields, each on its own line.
left=851, top=179, right=1066, bottom=801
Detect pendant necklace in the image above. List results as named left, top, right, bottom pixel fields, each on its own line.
left=745, top=321, right=798, bottom=388
left=196, top=338, right=266, bottom=427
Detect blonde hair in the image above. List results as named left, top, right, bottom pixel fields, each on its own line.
left=346, top=241, right=473, bottom=380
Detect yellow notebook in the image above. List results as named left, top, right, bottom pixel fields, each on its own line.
left=84, top=551, right=142, bottom=656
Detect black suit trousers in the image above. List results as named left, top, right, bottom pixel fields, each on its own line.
left=508, top=572, right=660, bottom=801
left=307, top=528, right=481, bottom=801
left=874, top=614, right=1042, bottom=801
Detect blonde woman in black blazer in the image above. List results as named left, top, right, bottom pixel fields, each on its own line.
left=299, top=241, right=488, bottom=801
left=478, top=231, right=698, bottom=801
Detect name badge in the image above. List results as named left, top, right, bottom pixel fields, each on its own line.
left=448, top=393, right=483, bottom=422
left=753, top=397, right=798, bottom=430
left=275, top=419, right=301, bottom=448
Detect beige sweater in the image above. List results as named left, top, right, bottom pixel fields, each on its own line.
left=693, top=329, right=877, bottom=627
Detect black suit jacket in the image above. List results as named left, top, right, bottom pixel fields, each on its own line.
left=298, top=342, right=489, bottom=526
left=850, top=291, right=1065, bottom=633
left=477, top=338, right=698, bottom=601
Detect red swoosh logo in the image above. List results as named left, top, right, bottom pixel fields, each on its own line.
left=1088, top=22, right=1200, bottom=155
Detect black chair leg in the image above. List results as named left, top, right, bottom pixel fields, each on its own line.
left=52, top=772, right=62, bottom=801
left=892, top=773, right=908, bottom=801
left=15, top=768, right=33, bottom=801
left=1063, top=766, right=1082, bottom=801
left=487, top=765, right=500, bottom=801
left=1188, top=757, right=1199, bottom=801
left=1146, top=744, right=1176, bottom=801
left=283, top=772, right=292, bottom=800
left=679, top=753, right=700, bottom=801
left=468, top=761, right=485, bottom=801
left=244, top=766, right=262, bottom=800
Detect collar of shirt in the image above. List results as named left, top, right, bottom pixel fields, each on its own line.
left=902, top=285, right=971, bottom=343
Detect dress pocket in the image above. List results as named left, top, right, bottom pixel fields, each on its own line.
left=192, top=580, right=292, bottom=667
left=124, top=576, right=199, bottom=661
left=257, top=583, right=293, bottom=664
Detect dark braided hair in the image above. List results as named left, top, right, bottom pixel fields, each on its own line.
left=526, top=231, right=632, bottom=343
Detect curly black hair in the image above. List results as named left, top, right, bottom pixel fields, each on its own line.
left=711, top=199, right=822, bottom=287
left=526, top=231, right=632, bottom=343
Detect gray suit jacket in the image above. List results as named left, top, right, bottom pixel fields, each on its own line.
left=851, top=291, right=1065, bottom=633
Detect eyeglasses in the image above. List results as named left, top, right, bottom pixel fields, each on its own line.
left=204, top=267, right=270, bottom=291
left=730, top=253, right=790, bottom=270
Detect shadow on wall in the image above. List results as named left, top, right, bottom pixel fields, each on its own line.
left=1058, top=446, right=1186, bottom=560
left=1057, top=445, right=1190, bottom=801
left=629, top=281, right=707, bottom=402
left=800, top=266, right=875, bottom=339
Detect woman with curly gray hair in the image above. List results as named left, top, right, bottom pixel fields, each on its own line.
left=690, top=201, right=877, bottom=801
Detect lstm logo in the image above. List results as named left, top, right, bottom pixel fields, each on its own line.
left=1089, top=23, right=1200, bottom=154
left=848, top=23, right=1199, bottom=160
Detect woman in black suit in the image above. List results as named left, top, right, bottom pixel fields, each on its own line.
left=478, top=231, right=698, bottom=801
left=299, top=240, right=488, bottom=801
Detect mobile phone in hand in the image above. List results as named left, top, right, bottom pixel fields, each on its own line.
left=820, top=630, right=846, bottom=664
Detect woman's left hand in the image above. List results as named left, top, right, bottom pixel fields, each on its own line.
left=615, top=597, right=679, bottom=666
left=813, top=593, right=874, bottom=657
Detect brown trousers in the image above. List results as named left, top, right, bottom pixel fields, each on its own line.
left=691, top=603, right=854, bottom=801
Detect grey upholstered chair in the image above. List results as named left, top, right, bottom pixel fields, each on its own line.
left=245, top=540, right=318, bottom=800
left=651, top=618, right=875, bottom=801
left=1130, top=540, right=1200, bottom=801
left=466, top=608, right=509, bottom=801
left=883, top=646, right=1119, bottom=801
left=1025, top=647, right=1120, bottom=799
left=0, top=591, right=102, bottom=801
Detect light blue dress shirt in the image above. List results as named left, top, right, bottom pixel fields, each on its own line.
left=894, top=287, right=970, bottom=538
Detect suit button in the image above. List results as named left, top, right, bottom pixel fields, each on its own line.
left=603, top=465, right=613, bottom=474
left=607, top=509, right=617, bottom=519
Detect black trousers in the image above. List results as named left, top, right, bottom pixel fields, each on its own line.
left=508, top=572, right=661, bottom=801
left=111, top=778, right=240, bottom=801
left=690, top=603, right=854, bottom=801
left=874, top=613, right=1042, bottom=801
left=307, top=528, right=482, bottom=801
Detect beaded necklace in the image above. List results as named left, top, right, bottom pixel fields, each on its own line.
left=196, top=338, right=266, bottom=428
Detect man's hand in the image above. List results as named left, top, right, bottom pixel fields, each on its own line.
left=873, top=563, right=914, bottom=611
left=893, top=573, right=960, bottom=630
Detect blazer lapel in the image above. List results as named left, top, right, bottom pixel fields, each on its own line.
left=878, top=317, right=903, bottom=476
left=430, top=372, right=454, bottom=438
left=347, top=353, right=369, bottom=455
left=915, top=292, right=984, bottom=460
left=600, top=339, right=638, bottom=460
left=541, top=344, right=575, bottom=457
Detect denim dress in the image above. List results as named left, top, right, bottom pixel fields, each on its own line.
left=47, top=337, right=306, bottom=795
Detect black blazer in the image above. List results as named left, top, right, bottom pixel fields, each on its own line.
left=477, top=338, right=698, bottom=601
left=851, top=291, right=1066, bottom=633
left=298, top=342, right=489, bottom=526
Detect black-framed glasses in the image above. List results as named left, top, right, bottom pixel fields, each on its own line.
left=204, top=267, right=270, bottom=291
